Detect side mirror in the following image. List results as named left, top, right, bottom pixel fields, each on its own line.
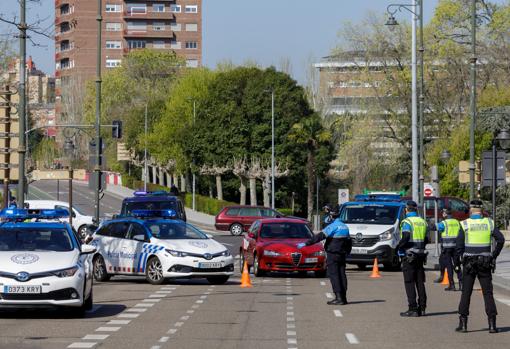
left=81, top=244, right=96, bottom=255
left=133, top=234, right=146, bottom=242
left=247, top=232, right=255, bottom=239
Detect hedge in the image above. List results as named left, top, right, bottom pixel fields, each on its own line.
left=184, top=193, right=237, bottom=216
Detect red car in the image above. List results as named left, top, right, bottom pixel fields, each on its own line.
left=239, top=218, right=326, bottom=277
left=215, top=205, right=307, bottom=236
left=403, top=196, right=485, bottom=221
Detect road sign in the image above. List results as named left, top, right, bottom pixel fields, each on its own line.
left=117, top=142, right=131, bottom=161
left=481, top=151, right=506, bottom=187
left=423, top=182, right=437, bottom=197
left=338, top=189, right=349, bottom=205
left=30, top=169, right=87, bottom=181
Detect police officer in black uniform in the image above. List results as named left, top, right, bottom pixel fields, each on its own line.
left=455, top=199, right=505, bottom=333
left=397, top=201, right=429, bottom=317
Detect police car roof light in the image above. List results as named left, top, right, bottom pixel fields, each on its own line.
left=131, top=209, right=177, bottom=219
left=133, top=191, right=148, bottom=197
left=0, top=208, right=70, bottom=220
left=354, top=194, right=402, bottom=202
left=133, top=190, right=170, bottom=197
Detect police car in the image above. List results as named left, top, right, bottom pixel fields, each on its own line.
left=0, top=208, right=95, bottom=313
left=91, top=210, right=234, bottom=285
left=338, top=194, right=405, bottom=270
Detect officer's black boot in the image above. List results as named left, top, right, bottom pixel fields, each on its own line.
left=455, top=316, right=468, bottom=333
left=339, top=291, right=348, bottom=305
left=488, top=316, right=498, bottom=334
left=445, top=283, right=455, bottom=291
left=458, top=281, right=463, bottom=292
left=400, top=308, right=420, bottom=317
left=327, top=293, right=342, bottom=305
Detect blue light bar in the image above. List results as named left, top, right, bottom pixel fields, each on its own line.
left=131, top=209, right=177, bottom=219
left=0, top=208, right=70, bottom=221
left=133, top=191, right=148, bottom=197
left=354, top=194, right=402, bottom=202
left=133, top=190, right=171, bottom=197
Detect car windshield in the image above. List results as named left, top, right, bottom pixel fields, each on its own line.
left=0, top=228, right=74, bottom=252
left=259, top=223, right=313, bottom=239
left=145, top=221, right=207, bottom=240
left=339, top=204, right=400, bottom=225
left=123, top=201, right=177, bottom=216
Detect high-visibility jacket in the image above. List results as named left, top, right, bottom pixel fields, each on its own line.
left=441, top=218, right=460, bottom=248
left=461, top=217, right=493, bottom=256
left=400, top=216, right=427, bottom=253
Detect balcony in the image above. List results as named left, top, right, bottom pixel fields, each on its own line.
left=124, top=10, right=174, bottom=20
left=123, top=29, right=174, bottom=38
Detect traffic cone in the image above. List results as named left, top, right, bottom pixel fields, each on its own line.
left=441, top=269, right=450, bottom=285
left=369, top=258, right=381, bottom=278
left=240, top=261, right=253, bottom=288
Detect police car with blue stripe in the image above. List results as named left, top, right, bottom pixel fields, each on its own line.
left=0, top=208, right=95, bottom=313
left=91, top=210, right=234, bottom=285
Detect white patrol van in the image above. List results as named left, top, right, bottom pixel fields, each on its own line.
left=338, top=194, right=405, bottom=270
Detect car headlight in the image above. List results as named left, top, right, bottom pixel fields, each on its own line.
left=311, top=250, right=325, bottom=257
left=379, top=228, right=394, bottom=241
left=263, top=250, right=281, bottom=257
left=220, top=250, right=231, bottom=257
left=51, top=266, right=79, bottom=278
left=166, top=249, right=188, bottom=257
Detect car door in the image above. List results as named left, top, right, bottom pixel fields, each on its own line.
left=107, top=222, right=131, bottom=273
left=245, top=220, right=260, bottom=266
left=239, top=207, right=261, bottom=231
left=125, top=222, right=150, bottom=274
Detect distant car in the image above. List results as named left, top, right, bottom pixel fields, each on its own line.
left=91, top=209, right=233, bottom=285
left=119, top=191, right=186, bottom=221
left=0, top=208, right=96, bottom=313
left=25, top=200, right=94, bottom=239
left=215, top=205, right=308, bottom=236
left=401, top=196, right=475, bottom=222
left=240, top=218, right=326, bottom=277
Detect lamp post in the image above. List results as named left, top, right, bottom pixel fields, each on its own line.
left=492, top=129, right=510, bottom=223
left=93, top=0, right=103, bottom=225
left=64, top=139, right=74, bottom=228
left=17, top=0, right=27, bottom=208
left=144, top=103, right=148, bottom=192
left=386, top=1, right=420, bottom=203
left=469, top=0, right=477, bottom=201
left=271, top=91, right=275, bottom=210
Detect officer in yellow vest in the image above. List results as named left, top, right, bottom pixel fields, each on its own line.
left=455, top=200, right=505, bottom=333
left=396, top=201, right=429, bottom=317
left=436, top=208, right=462, bottom=291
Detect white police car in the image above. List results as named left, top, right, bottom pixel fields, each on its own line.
left=91, top=210, right=234, bottom=285
left=0, top=208, right=95, bottom=313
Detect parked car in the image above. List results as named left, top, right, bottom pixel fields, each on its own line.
left=215, top=205, right=307, bottom=236
left=402, top=196, right=473, bottom=222
left=239, top=218, right=326, bottom=277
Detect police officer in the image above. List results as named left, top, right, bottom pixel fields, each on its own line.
left=397, top=200, right=429, bottom=317
left=455, top=199, right=505, bottom=333
left=322, top=204, right=334, bottom=227
left=299, top=210, right=352, bottom=305
left=436, top=208, right=462, bottom=291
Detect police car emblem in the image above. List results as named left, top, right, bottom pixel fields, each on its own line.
left=189, top=241, right=208, bottom=249
left=15, top=272, right=30, bottom=282
left=203, top=253, right=213, bottom=260
left=355, top=233, right=363, bottom=242
left=11, top=253, right=39, bottom=265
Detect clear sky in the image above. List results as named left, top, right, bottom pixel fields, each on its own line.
left=0, top=0, right=494, bottom=84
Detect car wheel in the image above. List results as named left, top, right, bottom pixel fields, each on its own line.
left=146, top=256, right=165, bottom=285
left=239, top=252, right=249, bottom=272
left=93, top=255, right=111, bottom=282
left=77, top=225, right=87, bottom=241
left=206, top=276, right=230, bottom=285
left=315, top=269, right=327, bottom=278
left=253, top=255, right=265, bottom=277
left=230, top=223, right=243, bottom=236
left=356, top=263, right=367, bottom=270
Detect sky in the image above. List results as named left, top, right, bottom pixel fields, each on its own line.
left=0, top=0, right=492, bottom=84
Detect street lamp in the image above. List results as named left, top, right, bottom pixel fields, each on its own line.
left=386, top=1, right=422, bottom=204
left=63, top=138, right=74, bottom=228
left=440, top=149, right=451, bottom=163
left=491, top=129, right=510, bottom=222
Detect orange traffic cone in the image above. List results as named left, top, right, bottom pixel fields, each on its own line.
left=370, top=258, right=381, bottom=278
left=240, top=261, right=253, bottom=288
left=441, top=269, right=450, bottom=285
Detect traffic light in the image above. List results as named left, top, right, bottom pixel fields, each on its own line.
left=112, top=120, right=122, bottom=139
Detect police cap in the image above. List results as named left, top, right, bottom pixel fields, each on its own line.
left=406, top=200, right=418, bottom=210
left=469, top=199, right=483, bottom=208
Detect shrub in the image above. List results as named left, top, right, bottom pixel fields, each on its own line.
left=184, top=193, right=237, bottom=216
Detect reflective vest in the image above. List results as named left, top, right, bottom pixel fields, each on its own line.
left=400, top=216, right=427, bottom=253
left=461, top=218, right=493, bottom=256
left=441, top=218, right=460, bottom=248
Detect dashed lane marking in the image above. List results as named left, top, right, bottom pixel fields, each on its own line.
left=320, top=281, right=326, bottom=286
left=135, top=303, right=154, bottom=307
left=345, top=333, right=359, bottom=344
left=159, top=337, right=169, bottom=343
left=126, top=308, right=147, bottom=313
left=118, top=313, right=140, bottom=319
left=167, top=329, right=178, bottom=335
left=95, top=327, right=121, bottom=332
left=334, top=309, right=343, bottom=317
left=82, top=335, right=109, bottom=341
left=108, top=320, right=130, bottom=325
left=68, top=343, right=97, bottom=349
left=325, top=292, right=333, bottom=299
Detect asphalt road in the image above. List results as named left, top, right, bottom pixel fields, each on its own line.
left=2, top=180, right=506, bottom=348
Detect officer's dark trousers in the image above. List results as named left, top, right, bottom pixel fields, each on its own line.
left=402, top=258, right=427, bottom=310
left=327, top=253, right=347, bottom=296
left=443, top=248, right=462, bottom=286
left=458, top=265, right=497, bottom=317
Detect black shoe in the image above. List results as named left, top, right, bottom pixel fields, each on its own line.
left=488, top=316, right=498, bottom=334
left=434, top=277, right=444, bottom=283
left=400, top=309, right=420, bottom=317
left=418, top=307, right=426, bottom=316
left=340, top=292, right=348, bottom=305
left=327, top=298, right=343, bottom=305
left=455, top=316, right=468, bottom=333
left=458, top=283, right=463, bottom=292
left=445, top=286, right=456, bottom=291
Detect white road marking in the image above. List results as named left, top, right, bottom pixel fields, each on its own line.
left=149, top=294, right=166, bottom=298
left=167, top=329, right=178, bottom=334
left=159, top=337, right=169, bottom=343
left=135, top=303, right=154, bottom=307
left=287, top=306, right=294, bottom=310
left=287, top=331, right=297, bottom=336
left=287, top=312, right=294, bottom=316
left=334, top=309, right=343, bottom=317
left=95, top=327, right=121, bottom=332
left=320, top=281, right=326, bottom=286
left=180, top=315, right=190, bottom=321
left=287, top=338, right=297, bottom=344
left=287, top=323, right=296, bottom=329
left=126, top=308, right=146, bottom=313
left=175, top=322, right=184, bottom=327
left=196, top=299, right=204, bottom=304
left=156, top=290, right=173, bottom=294
left=187, top=310, right=195, bottom=314
left=286, top=297, right=293, bottom=300
left=82, top=334, right=109, bottom=340
left=108, top=320, right=130, bottom=325
left=495, top=297, right=510, bottom=306
left=150, top=346, right=161, bottom=349
left=325, top=292, right=333, bottom=299
left=161, top=287, right=177, bottom=290
left=287, top=317, right=295, bottom=322
left=200, top=295, right=207, bottom=299
left=68, top=343, right=96, bottom=349
left=345, top=333, right=360, bottom=344
left=118, top=313, right=140, bottom=318
left=143, top=298, right=161, bottom=302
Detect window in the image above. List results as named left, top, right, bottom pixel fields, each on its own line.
left=105, top=4, right=122, bottom=12
left=153, top=4, right=165, bottom=12
left=106, top=40, right=122, bottom=49
left=170, top=22, right=181, bottom=31
left=106, top=59, right=122, bottom=68
left=170, top=40, right=181, bottom=49
left=225, top=208, right=240, bottom=216
left=128, top=40, right=146, bottom=49
left=60, top=22, right=70, bottom=33
left=186, top=59, right=198, bottom=68
left=60, top=40, right=71, bottom=51
left=128, top=223, right=147, bottom=240
left=127, top=21, right=147, bottom=31
left=106, top=22, right=122, bottom=31
left=109, top=222, right=130, bottom=239
left=185, top=5, right=198, bottom=13
left=239, top=208, right=261, bottom=217
left=170, top=4, right=181, bottom=13
left=0, top=228, right=74, bottom=252
left=153, top=22, right=165, bottom=31
left=449, top=199, right=469, bottom=213
left=60, top=58, right=70, bottom=69
left=126, top=3, right=146, bottom=14
left=185, top=41, right=197, bottom=49
left=60, top=4, right=70, bottom=15
left=153, top=40, right=165, bottom=49
left=185, top=23, right=198, bottom=32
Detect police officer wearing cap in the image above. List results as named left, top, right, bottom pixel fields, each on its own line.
left=455, top=199, right=505, bottom=333
left=436, top=208, right=462, bottom=291
left=396, top=200, right=429, bottom=317
left=299, top=209, right=352, bottom=305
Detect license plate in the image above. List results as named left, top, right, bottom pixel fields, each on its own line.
left=305, top=257, right=318, bottom=263
left=198, top=262, right=223, bottom=269
left=351, top=248, right=368, bottom=255
left=3, top=285, right=42, bottom=294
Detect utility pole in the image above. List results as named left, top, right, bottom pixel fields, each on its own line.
left=411, top=0, right=418, bottom=203
left=418, top=0, right=425, bottom=213
left=94, top=0, right=103, bottom=224
left=17, top=0, right=27, bottom=208
left=469, top=0, right=477, bottom=201
left=271, top=91, right=275, bottom=210
left=192, top=99, right=196, bottom=211
left=144, top=103, right=148, bottom=192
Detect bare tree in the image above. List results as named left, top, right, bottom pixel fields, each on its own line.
left=232, top=157, right=248, bottom=205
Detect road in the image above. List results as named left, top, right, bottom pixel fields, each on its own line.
left=0, top=180, right=505, bottom=348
